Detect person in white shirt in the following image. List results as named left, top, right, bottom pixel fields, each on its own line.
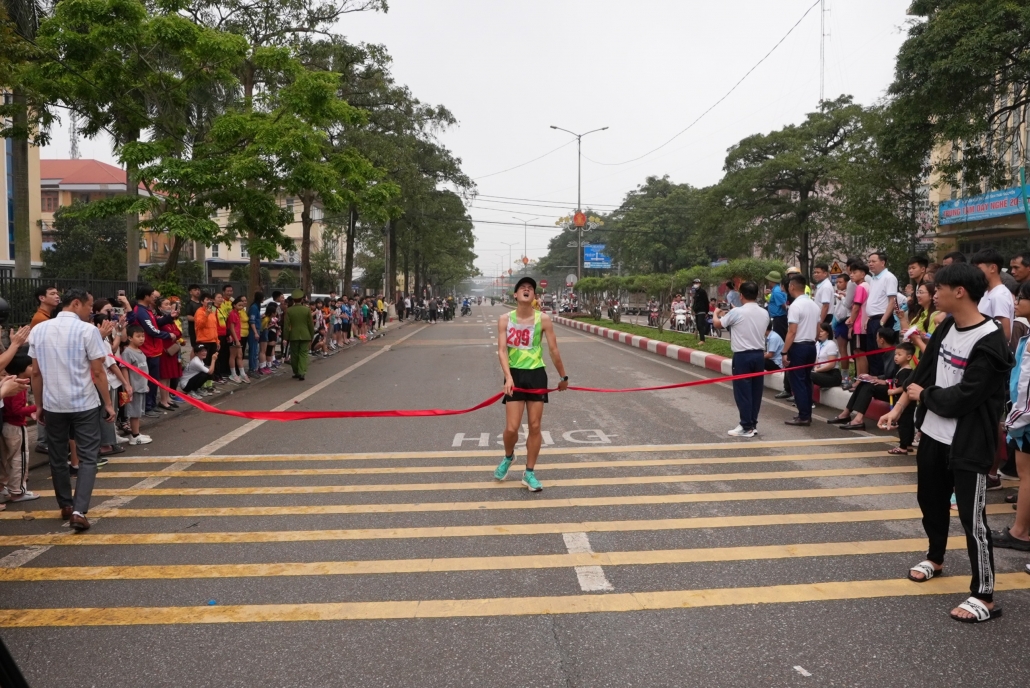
left=865, top=252, right=899, bottom=376
left=972, top=248, right=1014, bottom=342
left=179, top=346, right=217, bottom=398
left=810, top=322, right=842, bottom=389
left=714, top=282, right=770, bottom=438
left=813, top=263, right=834, bottom=324
left=782, top=274, right=822, bottom=426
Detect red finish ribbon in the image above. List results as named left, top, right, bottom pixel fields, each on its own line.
left=111, top=346, right=893, bottom=421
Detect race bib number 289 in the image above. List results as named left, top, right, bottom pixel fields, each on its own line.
left=506, top=323, right=533, bottom=349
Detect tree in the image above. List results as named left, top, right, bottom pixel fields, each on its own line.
left=713, top=96, right=865, bottom=275
left=603, top=178, right=714, bottom=273
left=40, top=203, right=127, bottom=280
left=0, top=0, right=42, bottom=278
left=884, top=0, right=1030, bottom=190
left=274, top=269, right=297, bottom=288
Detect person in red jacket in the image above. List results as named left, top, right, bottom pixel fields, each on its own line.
left=1, top=353, right=39, bottom=504
left=132, top=285, right=174, bottom=416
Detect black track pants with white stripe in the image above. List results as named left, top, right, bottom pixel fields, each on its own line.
left=916, top=434, right=995, bottom=602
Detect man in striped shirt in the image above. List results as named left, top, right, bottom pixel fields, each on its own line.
left=28, top=288, right=115, bottom=532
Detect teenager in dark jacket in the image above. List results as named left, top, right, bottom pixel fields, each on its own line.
left=691, top=279, right=709, bottom=343
left=879, top=262, right=1013, bottom=624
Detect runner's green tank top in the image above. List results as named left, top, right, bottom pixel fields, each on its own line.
left=506, top=311, right=545, bottom=369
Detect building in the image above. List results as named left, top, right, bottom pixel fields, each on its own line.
left=39, top=158, right=333, bottom=283
left=0, top=138, right=42, bottom=274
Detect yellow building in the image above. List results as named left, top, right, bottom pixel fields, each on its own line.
left=0, top=140, right=42, bottom=273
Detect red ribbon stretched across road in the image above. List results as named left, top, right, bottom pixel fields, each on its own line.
left=111, top=347, right=893, bottom=421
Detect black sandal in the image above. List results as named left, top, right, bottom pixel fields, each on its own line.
left=840, top=421, right=866, bottom=430
left=826, top=416, right=851, bottom=425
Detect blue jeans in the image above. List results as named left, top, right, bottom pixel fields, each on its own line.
left=786, top=342, right=817, bottom=421
left=731, top=350, right=765, bottom=431
left=248, top=330, right=260, bottom=371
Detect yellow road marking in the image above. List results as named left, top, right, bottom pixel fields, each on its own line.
left=0, top=505, right=1011, bottom=548
left=2, top=573, right=1027, bottom=627
left=105, top=436, right=894, bottom=463
left=94, top=451, right=888, bottom=471
left=87, top=466, right=917, bottom=495
left=0, top=537, right=966, bottom=582
left=2, top=484, right=920, bottom=520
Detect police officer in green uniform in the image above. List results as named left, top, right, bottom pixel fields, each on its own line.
left=493, top=277, right=569, bottom=491
left=283, top=288, right=314, bottom=381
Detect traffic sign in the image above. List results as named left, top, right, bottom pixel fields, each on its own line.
left=830, top=261, right=843, bottom=274
left=573, top=211, right=586, bottom=227
left=540, top=279, right=548, bottom=288
left=522, top=256, right=529, bottom=265
left=566, top=273, right=578, bottom=286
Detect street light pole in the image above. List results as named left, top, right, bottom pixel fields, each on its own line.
left=500, top=241, right=517, bottom=293
left=550, top=125, right=608, bottom=283
left=511, top=216, right=541, bottom=273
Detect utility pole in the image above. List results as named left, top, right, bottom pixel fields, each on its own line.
left=550, top=125, right=608, bottom=282
left=512, top=216, right=541, bottom=273
left=819, top=0, right=827, bottom=103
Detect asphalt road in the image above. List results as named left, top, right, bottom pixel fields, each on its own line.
left=1, top=304, right=1028, bottom=688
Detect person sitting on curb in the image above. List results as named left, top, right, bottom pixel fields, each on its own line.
left=827, top=327, right=901, bottom=430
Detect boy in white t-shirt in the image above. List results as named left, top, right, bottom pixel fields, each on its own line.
left=179, top=347, right=217, bottom=399
left=972, top=248, right=1013, bottom=341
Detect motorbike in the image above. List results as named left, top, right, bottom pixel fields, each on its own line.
left=461, top=303, right=471, bottom=316
left=647, top=306, right=660, bottom=328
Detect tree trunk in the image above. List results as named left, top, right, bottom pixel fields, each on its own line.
left=243, top=64, right=259, bottom=300
left=387, top=219, right=397, bottom=301
left=162, top=235, right=184, bottom=278
left=11, top=90, right=31, bottom=278
left=402, top=250, right=409, bottom=296
left=381, top=219, right=391, bottom=298
left=126, top=131, right=141, bottom=281
left=343, top=204, right=356, bottom=296
left=300, top=193, right=314, bottom=293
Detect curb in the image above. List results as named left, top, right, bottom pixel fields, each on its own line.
left=553, top=316, right=889, bottom=419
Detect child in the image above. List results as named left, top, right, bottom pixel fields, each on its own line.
left=179, top=346, right=217, bottom=399
left=886, top=341, right=917, bottom=455
left=0, top=353, right=39, bottom=503
left=262, top=303, right=279, bottom=369
left=121, top=326, right=153, bottom=445
left=998, top=280, right=1030, bottom=552
left=226, top=297, right=249, bottom=384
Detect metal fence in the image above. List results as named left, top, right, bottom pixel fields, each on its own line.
left=0, top=277, right=242, bottom=327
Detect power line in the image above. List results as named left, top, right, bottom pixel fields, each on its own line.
left=471, top=140, right=576, bottom=180
left=475, top=194, right=621, bottom=209
left=582, top=0, right=822, bottom=167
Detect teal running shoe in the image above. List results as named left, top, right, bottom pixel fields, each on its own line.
left=522, top=470, right=542, bottom=492
left=494, top=455, right=514, bottom=481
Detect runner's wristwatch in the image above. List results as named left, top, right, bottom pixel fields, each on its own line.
left=561, top=376, right=569, bottom=382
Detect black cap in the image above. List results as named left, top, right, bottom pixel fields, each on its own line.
left=513, top=276, right=537, bottom=293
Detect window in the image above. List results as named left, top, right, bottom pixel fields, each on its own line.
left=164, top=243, right=169, bottom=254
left=286, top=197, right=294, bottom=214
left=241, top=243, right=249, bottom=259
left=211, top=243, right=219, bottom=258
left=151, top=239, right=157, bottom=252
left=41, top=191, right=59, bottom=212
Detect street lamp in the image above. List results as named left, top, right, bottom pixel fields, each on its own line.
left=511, top=216, right=541, bottom=273
left=550, top=125, right=608, bottom=282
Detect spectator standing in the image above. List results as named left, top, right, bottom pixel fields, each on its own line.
left=765, top=271, right=788, bottom=338
left=0, top=352, right=38, bottom=503
left=878, top=263, right=1011, bottom=623
left=725, top=281, right=742, bottom=309
left=132, top=286, right=175, bottom=416
left=283, top=289, right=314, bottom=381
left=942, top=251, right=966, bottom=265
left=713, top=282, right=769, bottom=438
left=847, top=263, right=871, bottom=379
left=691, top=279, right=709, bottom=344
left=214, top=285, right=234, bottom=380
left=28, top=289, right=115, bottom=531
left=249, top=291, right=265, bottom=375
left=813, top=264, right=834, bottom=324
left=972, top=249, right=1014, bottom=342
left=156, top=298, right=183, bottom=409
left=998, top=280, right=1030, bottom=552
left=183, top=284, right=202, bottom=356
left=864, top=252, right=899, bottom=377
left=29, top=285, right=59, bottom=453
left=404, top=294, right=412, bottom=320
left=1010, top=251, right=1030, bottom=288
left=782, top=274, right=820, bottom=427
left=120, top=326, right=153, bottom=446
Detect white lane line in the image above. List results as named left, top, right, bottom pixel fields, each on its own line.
left=562, top=532, right=614, bottom=592
left=1, top=326, right=430, bottom=569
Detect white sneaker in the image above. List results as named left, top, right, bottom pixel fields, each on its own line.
left=188, top=391, right=203, bottom=400
left=228, top=375, right=242, bottom=383
left=129, top=434, right=153, bottom=445
left=727, top=425, right=746, bottom=437
left=739, top=428, right=757, bottom=438
left=115, top=434, right=130, bottom=444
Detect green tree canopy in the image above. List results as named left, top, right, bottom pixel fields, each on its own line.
left=40, top=203, right=127, bottom=280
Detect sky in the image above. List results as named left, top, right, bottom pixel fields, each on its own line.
left=41, top=0, right=915, bottom=279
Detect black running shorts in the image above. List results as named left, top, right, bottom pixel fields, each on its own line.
left=503, top=367, right=548, bottom=404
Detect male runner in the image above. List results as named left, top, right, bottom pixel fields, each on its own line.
left=494, top=276, right=569, bottom=491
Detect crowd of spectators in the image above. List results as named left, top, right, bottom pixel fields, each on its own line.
left=0, top=283, right=398, bottom=529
